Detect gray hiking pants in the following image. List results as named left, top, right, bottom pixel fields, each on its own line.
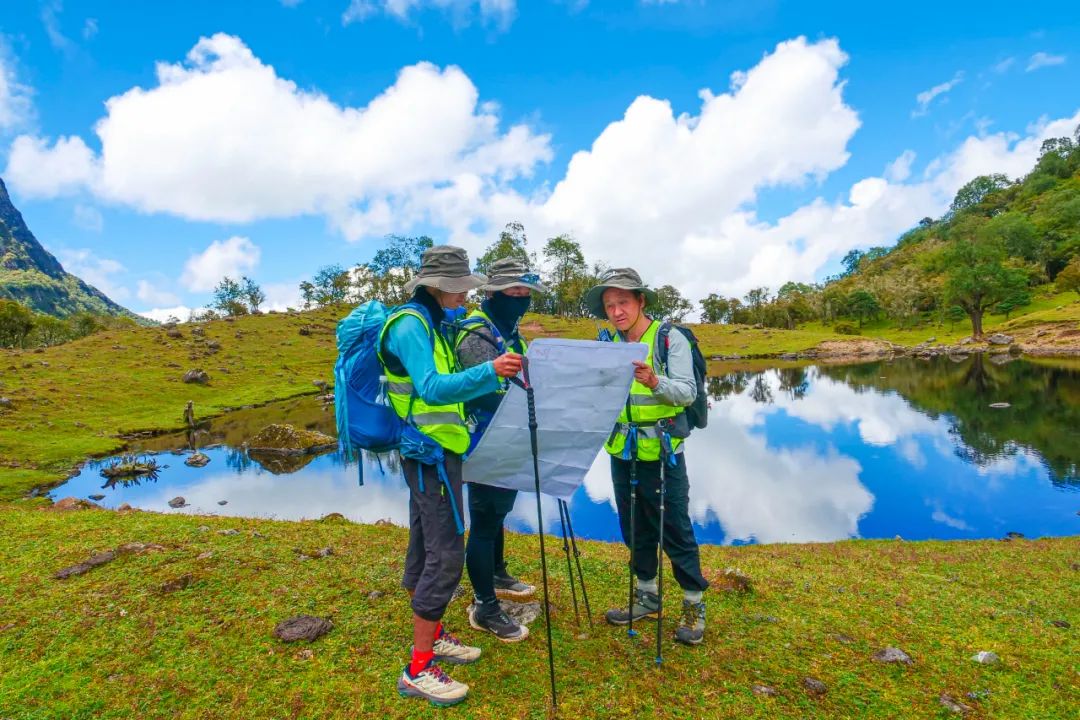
left=401, top=453, right=465, bottom=622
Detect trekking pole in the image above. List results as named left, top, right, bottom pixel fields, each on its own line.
left=561, top=500, right=593, bottom=628
left=557, top=499, right=581, bottom=627
left=627, top=431, right=639, bottom=640
left=516, top=358, right=557, bottom=708
left=656, top=433, right=671, bottom=667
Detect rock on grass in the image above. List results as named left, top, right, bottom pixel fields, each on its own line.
left=802, top=677, right=827, bottom=696
left=716, top=567, right=753, bottom=593
left=54, top=550, right=116, bottom=579
left=971, top=651, right=1000, bottom=665
left=872, top=647, right=913, bottom=665
left=273, top=615, right=333, bottom=643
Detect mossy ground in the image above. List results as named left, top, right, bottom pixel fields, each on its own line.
left=1, top=506, right=1076, bottom=719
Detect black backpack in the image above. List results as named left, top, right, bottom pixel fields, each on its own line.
left=656, top=323, right=709, bottom=431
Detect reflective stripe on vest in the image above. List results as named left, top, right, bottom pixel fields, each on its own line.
left=377, top=307, right=470, bottom=455
left=604, top=320, right=684, bottom=461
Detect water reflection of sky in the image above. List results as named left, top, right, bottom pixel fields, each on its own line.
left=52, top=365, right=1079, bottom=545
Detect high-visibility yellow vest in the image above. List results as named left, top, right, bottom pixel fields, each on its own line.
left=378, top=307, right=470, bottom=455
left=454, top=307, right=527, bottom=397
left=604, top=320, right=685, bottom=461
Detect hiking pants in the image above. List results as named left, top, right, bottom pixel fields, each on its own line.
left=401, top=453, right=465, bottom=622
left=611, top=453, right=709, bottom=593
left=465, top=483, right=518, bottom=605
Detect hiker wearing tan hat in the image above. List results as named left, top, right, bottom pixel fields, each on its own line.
left=585, top=268, right=710, bottom=647
left=453, top=256, right=548, bottom=642
left=381, top=245, right=524, bottom=707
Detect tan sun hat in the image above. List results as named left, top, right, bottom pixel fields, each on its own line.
left=482, top=257, right=548, bottom=293
left=584, top=267, right=658, bottom=319
left=404, top=246, right=488, bottom=294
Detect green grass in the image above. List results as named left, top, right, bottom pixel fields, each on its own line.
left=1, top=506, right=1076, bottom=719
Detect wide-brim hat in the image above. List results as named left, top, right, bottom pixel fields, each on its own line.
left=584, top=267, right=658, bottom=319
left=404, top=245, right=488, bottom=294
left=482, top=257, right=548, bottom=293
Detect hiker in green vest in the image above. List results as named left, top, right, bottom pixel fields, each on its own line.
left=585, top=267, right=710, bottom=646
left=379, top=245, right=524, bottom=707
left=454, top=257, right=548, bottom=642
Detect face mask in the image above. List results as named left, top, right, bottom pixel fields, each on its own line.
left=443, top=305, right=467, bottom=324
left=489, top=292, right=532, bottom=324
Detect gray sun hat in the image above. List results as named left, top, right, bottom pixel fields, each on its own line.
left=404, top=246, right=488, bottom=294
left=584, top=267, right=658, bottom=319
left=483, top=257, right=548, bottom=293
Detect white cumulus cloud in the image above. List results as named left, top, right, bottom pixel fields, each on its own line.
left=181, top=236, right=261, bottom=292
left=136, top=279, right=180, bottom=307
left=1026, top=52, right=1065, bottom=72
left=56, top=248, right=129, bottom=301
left=5, top=134, right=97, bottom=197
left=138, top=305, right=193, bottom=324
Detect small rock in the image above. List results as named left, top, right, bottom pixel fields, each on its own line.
left=987, top=333, right=1013, bottom=345
left=830, top=633, right=855, bottom=644
left=298, top=326, right=311, bottom=336
left=88, top=494, right=105, bottom=501
left=49, top=497, right=98, bottom=511
left=294, top=648, right=314, bottom=661
left=160, top=574, right=194, bottom=593
left=54, top=550, right=117, bottom=579
left=751, top=684, right=778, bottom=697
left=197, top=551, right=214, bottom=560
left=717, top=567, right=753, bottom=593
left=939, top=693, right=972, bottom=715
left=185, top=452, right=210, bottom=468
left=966, top=689, right=990, bottom=701
left=959, top=337, right=973, bottom=345
left=0, top=397, right=13, bottom=408
left=182, top=368, right=211, bottom=384
left=218, top=529, right=239, bottom=536
left=367, top=590, right=384, bottom=600
left=317, top=546, right=333, bottom=557
left=206, top=341, right=221, bottom=351
left=196, top=525, right=209, bottom=532
left=500, top=599, right=541, bottom=626
left=320, top=513, right=346, bottom=522
left=989, top=402, right=1010, bottom=409
left=873, top=647, right=913, bottom=665
left=746, top=613, right=779, bottom=623
left=1050, top=619, right=1070, bottom=629
left=252, top=532, right=267, bottom=539
left=273, top=615, right=332, bottom=643
left=971, top=651, right=1000, bottom=665
left=116, top=542, right=164, bottom=555
left=166, top=328, right=183, bottom=338
left=802, top=677, right=827, bottom=696
left=926, top=337, right=937, bottom=343
left=313, top=380, right=328, bottom=390
left=217, top=500, right=228, bottom=506
left=167, top=496, right=187, bottom=509
left=116, top=503, right=132, bottom=511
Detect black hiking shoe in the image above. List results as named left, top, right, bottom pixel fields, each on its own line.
left=675, top=599, right=706, bottom=645
left=604, top=589, right=660, bottom=625
left=468, top=601, right=529, bottom=643
left=493, top=572, right=536, bottom=600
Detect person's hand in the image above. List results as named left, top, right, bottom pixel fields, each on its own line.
left=633, top=360, right=659, bottom=389
left=493, top=353, right=523, bottom=378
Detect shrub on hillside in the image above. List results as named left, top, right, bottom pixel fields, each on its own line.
left=834, top=321, right=860, bottom=336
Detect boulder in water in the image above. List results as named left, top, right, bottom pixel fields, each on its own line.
left=248, top=424, right=336, bottom=455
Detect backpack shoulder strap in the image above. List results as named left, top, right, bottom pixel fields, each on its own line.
left=656, top=321, right=673, bottom=375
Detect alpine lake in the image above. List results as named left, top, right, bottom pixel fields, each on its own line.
left=50, top=355, right=1080, bottom=546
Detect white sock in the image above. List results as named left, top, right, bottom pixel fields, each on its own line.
left=683, top=590, right=703, bottom=603
left=637, top=577, right=658, bottom=594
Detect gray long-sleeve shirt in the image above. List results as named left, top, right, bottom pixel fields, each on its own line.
left=620, top=322, right=697, bottom=407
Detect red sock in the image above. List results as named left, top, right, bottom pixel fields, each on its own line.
left=409, top=648, right=434, bottom=676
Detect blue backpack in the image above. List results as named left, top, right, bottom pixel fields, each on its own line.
left=333, top=300, right=465, bottom=532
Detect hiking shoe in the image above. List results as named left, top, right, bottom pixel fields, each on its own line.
left=468, top=602, right=529, bottom=643
left=493, top=572, right=536, bottom=600
left=675, top=599, right=706, bottom=645
left=397, top=662, right=469, bottom=707
left=604, top=589, right=660, bottom=625
left=433, top=626, right=482, bottom=665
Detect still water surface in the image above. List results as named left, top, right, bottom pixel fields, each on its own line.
left=51, top=356, right=1080, bottom=545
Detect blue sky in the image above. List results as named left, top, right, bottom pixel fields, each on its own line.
left=1, top=0, right=1078, bottom=320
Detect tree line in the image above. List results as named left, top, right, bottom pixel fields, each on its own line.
left=0, top=300, right=138, bottom=349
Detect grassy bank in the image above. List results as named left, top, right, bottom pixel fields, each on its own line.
left=1, top=505, right=1076, bottom=719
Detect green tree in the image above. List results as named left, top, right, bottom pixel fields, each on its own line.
left=949, top=173, right=1011, bottom=215
left=652, top=285, right=692, bottom=322
left=360, top=234, right=434, bottom=305
left=995, top=288, right=1031, bottom=320
left=942, top=224, right=1028, bottom=339
left=300, top=264, right=352, bottom=309
left=542, top=235, right=588, bottom=316
left=846, top=289, right=880, bottom=328
left=699, top=293, right=731, bottom=324
left=1056, top=255, right=1080, bottom=297
left=840, top=249, right=864, bottom=277
left=210, top=277, right=249, bottom=316
left=240, top=276, right=265, bottom=313
left=30, top=315, right=72, bottom=347
left=0, top=300, right=35, bottom=348
left=474, top=222, right=532, bottom=275
left=946, top=305, right=966, bottom=331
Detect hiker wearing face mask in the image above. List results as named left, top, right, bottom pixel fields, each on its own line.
left=379, top=245, right=523, bottom=707
left=585, top=268, right=710, bottom=647
left=452, top=257, right=548, bottom=642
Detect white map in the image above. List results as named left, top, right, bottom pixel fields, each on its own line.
left=464, top=338, right=647, bottom=499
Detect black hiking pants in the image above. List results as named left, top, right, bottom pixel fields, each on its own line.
left=611, top=453, right=709, bottom=593
left=465, top=482, right=518, bottom=605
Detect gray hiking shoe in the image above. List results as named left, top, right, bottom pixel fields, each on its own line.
left=468, top=601, right=529, bottom=643
left=397, top=662, right=469, bottom=707
left=675, top=599, right=706, bottom=645
left=604, top=589, right=660, bottom=625
left=493, top=572, right=536, bottom=600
